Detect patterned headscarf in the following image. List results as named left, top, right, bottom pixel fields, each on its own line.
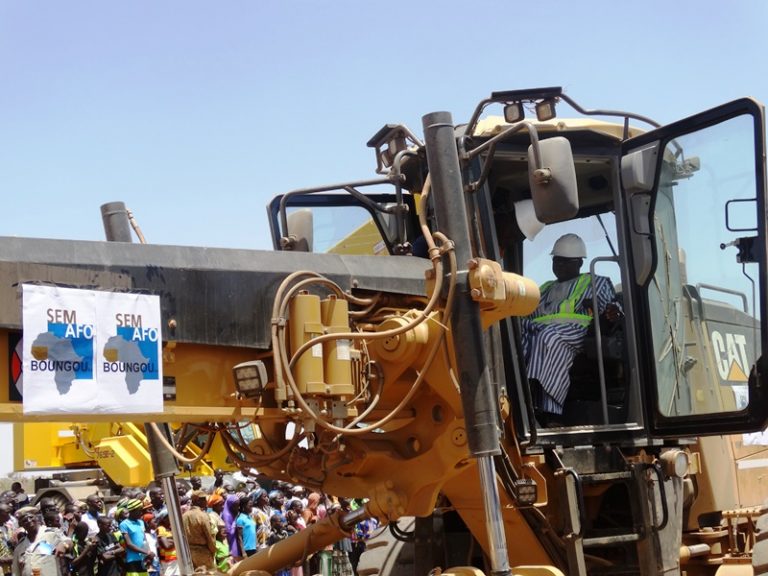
left=207, top=494, right=224, bottom=507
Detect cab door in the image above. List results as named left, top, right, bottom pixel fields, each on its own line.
left=621, top=98, right=768, bottom=437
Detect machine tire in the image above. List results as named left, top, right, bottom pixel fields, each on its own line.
left=754, top=503, right=768, bottom=576
left=356, top=517, right=416, bottom=576
left=32, top=488, right=73, bottom=512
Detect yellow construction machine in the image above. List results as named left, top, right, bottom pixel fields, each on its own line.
left=1, top=87, right=767, bottom=576
left=11, top=421, right=230, bottom=504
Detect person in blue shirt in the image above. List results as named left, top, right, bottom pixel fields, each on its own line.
left=119, top=499, right=154, bottom=576
left=235, top=496, right=257, bottom=557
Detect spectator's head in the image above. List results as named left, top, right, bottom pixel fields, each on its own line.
left=239, top=494, right=253, bottom=515
left=551, top=233, right=586, bottom=282
left=97, top=515, right=113, bottom=535
left=0, top=503, right=11, bottom=523
left=191, top=490, right=208, bottom=509
left=16, top=506, right=41, bottom=536
left=86, top=494, right=104, bottom=515
left=268, top=490, right=285, bottom=510
left=126, top=488, right=144, bottom=500
left=251, top=488, right=268, bottom=508
left=288, top=499, right=303, bottom=514
left=43, top=509, right=61, bottom=528
left=11, top=482, right=24, bottom=494
left=38, top=497, right=59, bottom=516
left=148, top=487, right=165, bottom=510
left=270, top=514, right=286, bottom=532
left=63, top=503, right=80, bottom=525
left=116, top=507, right=129, bottom=522
left=125, top=498, right=144, bottom=520
left=306, top=493, right=321, bottom=511
left=207, top=494, right=225, bottom=514
left=143, top=513, right=156, bottom=531
left=216, top=523, right=227, bottom=541
left=112, top=499, right=125, bottom=519
left=190, top=476, right=202, bottom=490
left=73, top=521, right=89, bottom=541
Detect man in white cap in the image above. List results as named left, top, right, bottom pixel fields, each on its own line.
left=14, top=506, right=71, bottom=576
left=523, top=233, right=621, bottom=424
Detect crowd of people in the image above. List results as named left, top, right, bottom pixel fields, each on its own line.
left=0, top=475, right=378, bottom=576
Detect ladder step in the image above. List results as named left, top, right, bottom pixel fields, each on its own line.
left=580, top=471, right=633, bottom=483
left=583, top=533, right=641, bottom=547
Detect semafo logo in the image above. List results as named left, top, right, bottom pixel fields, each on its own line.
left=29, top=307, right=94, bottom=394
left=23, top=284, right=163, bottom=416
left=710, top=330, right=750, bottom=383
left=102, top=313, right=160, bottom=394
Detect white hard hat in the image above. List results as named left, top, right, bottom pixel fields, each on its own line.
left=551, top=233, right=586, bottom=258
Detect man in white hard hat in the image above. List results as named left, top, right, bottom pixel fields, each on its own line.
left=523, top=233, right=621, bottom=425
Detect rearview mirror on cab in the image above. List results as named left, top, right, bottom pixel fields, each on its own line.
left=528, top=136, right=579, bottom=223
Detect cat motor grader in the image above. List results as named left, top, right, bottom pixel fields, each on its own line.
left=0, top=87, right=767, bottom=576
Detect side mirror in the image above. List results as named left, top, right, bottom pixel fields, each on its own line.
left=527, top=136, right=578, bottom=223
left=285, top=209, right=314, bottom=252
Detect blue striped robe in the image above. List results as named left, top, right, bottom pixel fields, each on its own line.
left=522, top=275, right=617, bottom=415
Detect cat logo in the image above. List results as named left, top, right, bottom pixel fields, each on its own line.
left=710, top=330, right=750, bottom=383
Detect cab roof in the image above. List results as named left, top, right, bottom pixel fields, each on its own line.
left=473, top=116, right=646, bottom=141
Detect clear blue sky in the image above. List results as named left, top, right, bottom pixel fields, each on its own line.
left=1, top=1, right=767, bottom=474
left=2, top=1, right=767, bottom=250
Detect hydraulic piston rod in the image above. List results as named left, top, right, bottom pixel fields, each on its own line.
left=422, top=111, right=511, bottom=576
left=229, top=507, right=368, bottom=576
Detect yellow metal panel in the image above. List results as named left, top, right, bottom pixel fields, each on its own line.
left=192, top=433, right=228, bottom=475
left=327, top=220, right=387, bottom=255
left=686, top=437, right=740, bottom=531
left=12, top=423, right=27, bottom=471
left=13, top=423, right=70, bottom=469
left=733, top=444, right=768, bottom=507
left=441, top=463, right=551, bottom=566
left=96, top=434, right=153, bottom=487
left=0, top=338, right=268, bottom=422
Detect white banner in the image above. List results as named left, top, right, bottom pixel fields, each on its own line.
left=22, top=284, right=163, bottom=415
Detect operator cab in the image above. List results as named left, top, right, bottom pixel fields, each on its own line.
left=473, top=92, right=768, bottom=444
left=479, top=120, right=637, bottom=432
